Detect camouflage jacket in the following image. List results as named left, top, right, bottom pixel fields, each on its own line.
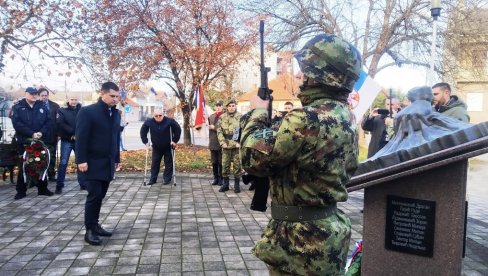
left=240, top=87, right=359, bottom=275
left=217, top=111, right=241, bottom=148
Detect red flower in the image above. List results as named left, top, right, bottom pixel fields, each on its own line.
left=23, top=139, right=49, bottom=183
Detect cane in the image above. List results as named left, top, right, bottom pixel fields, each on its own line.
left=143, top=141, right=150, bottom=186
left=170, top=127, right=177, bottom=186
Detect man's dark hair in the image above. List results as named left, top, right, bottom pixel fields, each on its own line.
left=284, top=101, right=294, bottom=106
left=38, top=88, right=49, bottom=95
left=101, top=81, right=119, bottom=93
left=432, top=82, right=451, bottom=93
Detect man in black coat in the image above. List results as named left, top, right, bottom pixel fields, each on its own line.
left=55, top=94, right=83, bottom=194
left=11, top=87, right=54, bottom=200
left=361, top=97, right=401, bottom=158
left=76, top=82, right=121, bottom=246
left=140, top=108, right=181, bottom=185
left=39, top=88, right=60, bottom=181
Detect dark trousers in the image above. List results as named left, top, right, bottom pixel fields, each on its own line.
left=210, top=149, right=222, bottom=178
left=150, top=147, right=173, bottom=183
left=85, top=180, right=110, bottom=230
left=56, top=140, right=85, bottom=189
left=16, top=145, right=48, bottom=195
left=47, top=143, right=57, bottom=178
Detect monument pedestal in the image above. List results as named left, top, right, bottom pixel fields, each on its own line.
left=362, top=160, right=468, bottom=275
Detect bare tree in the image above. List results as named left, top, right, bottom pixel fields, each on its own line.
left=237, top=0, right=485, bottom=78
left=0, top=0, right=86, bottom=77
left=443, top=2, right=488, bottom=84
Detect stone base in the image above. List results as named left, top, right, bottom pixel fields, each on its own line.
left=362, top=160, right=467, bottom=275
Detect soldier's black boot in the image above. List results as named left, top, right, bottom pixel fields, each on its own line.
left=219, top=177, right=230, bottom=192
left=211, top=163, right=219, bottom=185
left=218, top=177, right=223, bottom=186
left=234, top=178, right=241, bottom=193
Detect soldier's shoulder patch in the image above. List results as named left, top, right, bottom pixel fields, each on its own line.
left=253, top=129, right=273, bottom=139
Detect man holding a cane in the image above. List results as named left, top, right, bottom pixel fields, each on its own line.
left=140, top=108, right=181, bottom=185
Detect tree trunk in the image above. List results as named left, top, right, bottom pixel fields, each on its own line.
left=181, top=101, right=192, bottom=145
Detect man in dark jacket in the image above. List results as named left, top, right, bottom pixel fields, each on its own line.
left=140, top=108, right=181, bottom=185
left=76, top=82, right=121, bottom=246
left=11, top=87, right=54, bottom=200
left=208, top=100, right=223, bottom=185
left=361, top=97, right=401, bottom=158
left=432, top=82, right=470, bottom=123
left=55, top=94, right=83, bottom=194
left=39, top=88, right=60, bottom=181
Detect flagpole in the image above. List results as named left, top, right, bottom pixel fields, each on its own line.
left=189, top=87, right=196, bottom=145
left=190, top=106, right=195, bottom=146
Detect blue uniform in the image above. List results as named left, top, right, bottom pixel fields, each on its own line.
left=11, top=99, right=52, bottom=196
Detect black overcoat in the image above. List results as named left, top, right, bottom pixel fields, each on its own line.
left=75, top=99, right=120, bottom=181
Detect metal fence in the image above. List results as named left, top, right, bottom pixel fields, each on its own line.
left=0, top=99, right=15, bottom=144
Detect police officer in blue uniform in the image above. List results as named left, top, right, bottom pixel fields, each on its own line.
left=11, top=87, right=54, bottom=200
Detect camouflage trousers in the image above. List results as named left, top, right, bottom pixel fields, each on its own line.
left=253, top=209, right=351, bottom=275
left=221, top=148, right=241, bottom=178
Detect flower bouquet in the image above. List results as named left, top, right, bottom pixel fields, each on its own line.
left=22, top=139, right=50, bottom=187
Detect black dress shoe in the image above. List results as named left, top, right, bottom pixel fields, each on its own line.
left=147, top=181, right=156, bottom=185
left=38, top=189, right=54, bottom=196
left=14, top=193, right=26, bottom=200
left=163, top=181, right=171, bottom=185
left=80, top=185, right=87, bottom=190
left=94, top=224, right=112, bottom=237
left=84, top=229, right=102, bottom=245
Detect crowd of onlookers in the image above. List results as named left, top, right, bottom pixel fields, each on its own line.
left=362, top=82, right=470, bottom=158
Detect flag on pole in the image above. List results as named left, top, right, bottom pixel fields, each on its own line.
left=348, top=71, right=383, bottom=120
left=193, top=83, right=206, bottom=130
left=150, top=87, right=157, bottom=96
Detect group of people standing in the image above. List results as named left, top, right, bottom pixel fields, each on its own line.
left=10, top=82, right=125, bottom=246
left=10, top=87, right=93, bottom=199
left=208, top=99, right=243, bottom=193
left=362, top=82, right=470, bottom=158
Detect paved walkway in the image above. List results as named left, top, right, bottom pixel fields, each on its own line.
left=0, top=158, right=487, bottom=275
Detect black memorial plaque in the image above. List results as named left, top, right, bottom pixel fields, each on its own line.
left=385, top=195, right=436, bottom=257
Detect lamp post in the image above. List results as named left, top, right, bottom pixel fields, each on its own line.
left=428, top=0, right=442, bottom=85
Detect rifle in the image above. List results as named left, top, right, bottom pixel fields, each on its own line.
left=243, top=20, right=273, bottom=212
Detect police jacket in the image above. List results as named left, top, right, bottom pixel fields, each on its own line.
left=140, top=117, right=181, bottom=150
left=11, top=99, right=51, bottom=145
left=57, top=103, right=81, bottom=141
left=75, top=99, right=120, bottom=182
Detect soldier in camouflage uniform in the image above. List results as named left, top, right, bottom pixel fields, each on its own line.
left=217, top=100, right=242, bottom=193
left=240, top=34, right=362, bottom=275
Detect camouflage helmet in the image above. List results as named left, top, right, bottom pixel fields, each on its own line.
left=226, top=99, right=237, bottom=106
left=294, top=34, right=362, bottom=92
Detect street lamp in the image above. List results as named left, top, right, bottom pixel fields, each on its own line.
left=428, top=0, right=442, bottom=85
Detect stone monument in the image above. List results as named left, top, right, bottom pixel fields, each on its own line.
left=348, top=86, right=488, bottom=275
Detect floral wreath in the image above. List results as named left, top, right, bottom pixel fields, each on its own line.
left=23, top=138, right=50, bottom=187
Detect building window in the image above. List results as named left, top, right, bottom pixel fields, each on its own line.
left=466, top=92, right=484, bottom=112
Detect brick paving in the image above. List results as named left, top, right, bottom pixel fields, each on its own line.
left=0, top=157, right=487, bottom=275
